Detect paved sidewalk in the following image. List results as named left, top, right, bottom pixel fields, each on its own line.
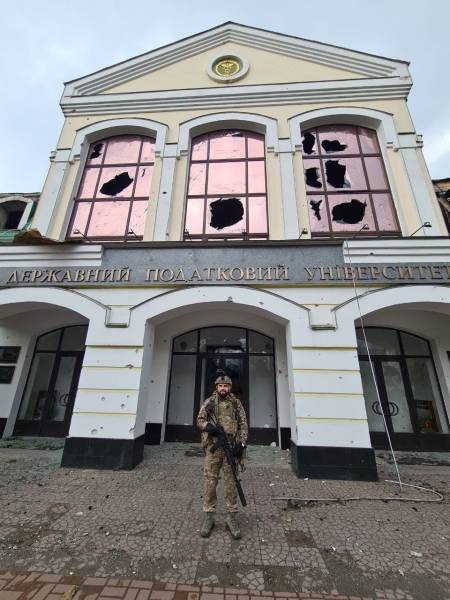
left=0, top=442, right=449, bottom=600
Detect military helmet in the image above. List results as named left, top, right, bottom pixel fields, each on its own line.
left=215, top=374, right=232, bottom=386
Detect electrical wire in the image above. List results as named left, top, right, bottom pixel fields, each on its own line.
left=273, top=236, right=443, bottom=505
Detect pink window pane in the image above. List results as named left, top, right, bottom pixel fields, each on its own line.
left=205, top=197, right=246, bottom=234
left=69, top=202, right=91, bottom=237
left=327, top=194, right=375, bottom=232
left=207, top=162, right=246, bottom=195
left=307, top=195, right=330, bottom=233
left=324, top=157, right=366, bottom=190
left=248, top=196, right=267, bottom=233
left=364, top=157, right=388, bottom=190
left=96, top=167, right=136, bottom=198
left=134, top=165, right=153, bottom=197
left=104, top=136, right=141, bottom=164
left=191, top=135, right=208, bottom=161
left=188, top=163, right=207, bottom=195
left=141, top=138, right=155, bottom=163
left=248, top=161, right=266, bottom=194
left=128, top=201, right=147, bottom=236
left=303, top=159, right=323, bottom=190
left=317, top=126, right=359, bottom=155
left=372, top=194, right=398, bottom=231
left=78, top=168, right=99, bottom=198
left=185, top=197, right=204, bottom=234
left=87, top=142, right=105, bottom=165
left=209, top=131, right=246, bottom=160
left=247, top=134, right=265, bottom=158
left=87, top=201, right=130, bottom=237
left=359, top=127, right=379, bottom=154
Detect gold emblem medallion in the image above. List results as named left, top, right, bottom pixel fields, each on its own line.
left=214, top=58, right=241, bottom=78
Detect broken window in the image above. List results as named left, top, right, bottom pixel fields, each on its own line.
left=67, top=134, right=155, bottom=241
left=0, top=200, right=28, bottom=230
left=302, top=125, right=399, bottom=236
left=184, top=130, right=268, bottom=240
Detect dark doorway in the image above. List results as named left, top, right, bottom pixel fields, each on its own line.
left=164, top=327, right=278, bottom=444
left=14, top=325, right=88, bottom=437
left=357, top=327, right=450, bottom=450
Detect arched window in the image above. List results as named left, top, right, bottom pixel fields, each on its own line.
left=184, top=130, right=268, bottom=240
left=67, top=135, right=155, bottom=241
left=302, top=125, right=400, bottom=236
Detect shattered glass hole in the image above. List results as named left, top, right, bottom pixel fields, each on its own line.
left=317, top=126, right=359, bottom=154
left=97, top=168, right=136, bottom=197
left=302, top=132, right=316, bottom=155
left=89, top=143, right=104, bottom=162
left=207, top=197, right=245, bottom=233
left=307, top=195, right=329, bottom=232
left=328, top=194, right=375, bottom=231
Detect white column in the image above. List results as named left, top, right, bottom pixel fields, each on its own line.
left=153, top=143, right=177, bottom=241
left=278, top=138, right=300, bottom=239
left=397, top=133, right=444, bottom=235
left=32, top=149, right=71, bottom=238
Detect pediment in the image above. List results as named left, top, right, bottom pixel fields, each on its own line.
left=64, top=23, right=410, bottom=97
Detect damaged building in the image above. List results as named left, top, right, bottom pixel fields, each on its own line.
left=0, top=23, right=449, bottom=480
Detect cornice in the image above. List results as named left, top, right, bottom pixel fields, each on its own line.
left=61, top=78, right=412, bottom=116
left=65, top=24, right=410, bottom=97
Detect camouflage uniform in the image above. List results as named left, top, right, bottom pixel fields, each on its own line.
left=197, top=391, right=248, bottom=513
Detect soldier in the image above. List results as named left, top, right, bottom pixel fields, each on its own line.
left=197, top=374, right=248, bottom=540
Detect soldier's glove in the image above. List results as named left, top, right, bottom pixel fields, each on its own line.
left=205, top=423, right=223, bottom=436
left=233, top=442, right=246, bottom=459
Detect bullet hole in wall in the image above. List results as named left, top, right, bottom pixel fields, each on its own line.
left=209, top=197, right=244, bottom=230
left=325, top=160, right=348, bottom=188
left=310, top=199, right=323, bottom=220
left=302, top=132, right=316, bottom=154
left=90, top=143, right=103, bottom=159
left=321, top=139, right=347, bottom=153
left=332, top=199, right=367, bottom=224
left=100, top=172, right=134, bottom=196
left=305, top=167, right=322, bottom=189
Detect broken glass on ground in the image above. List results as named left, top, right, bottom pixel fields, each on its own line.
left=209, top=197, right=244, bottom=230
left=99, top=172, right=134, bottom=196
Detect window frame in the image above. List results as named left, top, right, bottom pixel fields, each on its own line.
left=183, top=129, right=269, bottom=241
left=302, top=124, right=401, bottom=238
left=66, top=134, right=156, bottom=242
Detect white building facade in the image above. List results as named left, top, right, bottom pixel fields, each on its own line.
left=0, top=23, right=449, bottom=479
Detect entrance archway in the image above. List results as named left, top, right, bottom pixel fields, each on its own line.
left=165, top=326, right=278, bottom=444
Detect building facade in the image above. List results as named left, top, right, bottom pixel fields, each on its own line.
left=1, top=23, right=449, bottom=480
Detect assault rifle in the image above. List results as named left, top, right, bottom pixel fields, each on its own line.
left=210, top=424, right=247, bottom=508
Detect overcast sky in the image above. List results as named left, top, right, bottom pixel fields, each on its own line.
left=1, top=0, right=448, bottom=192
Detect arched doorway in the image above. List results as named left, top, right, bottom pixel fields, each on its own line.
left=165, top=326, right=278, bottom=444
left=14, top=325, right=88, bottom=437
left=357, top=327, right=449, bottom=450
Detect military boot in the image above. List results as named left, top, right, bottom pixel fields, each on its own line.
left=225, top=513, right=241, bottom=540
left=200, top=513, right=215, bottom=537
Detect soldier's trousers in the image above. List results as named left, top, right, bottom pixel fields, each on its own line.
left=203, top=446, right=238, bottom=513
